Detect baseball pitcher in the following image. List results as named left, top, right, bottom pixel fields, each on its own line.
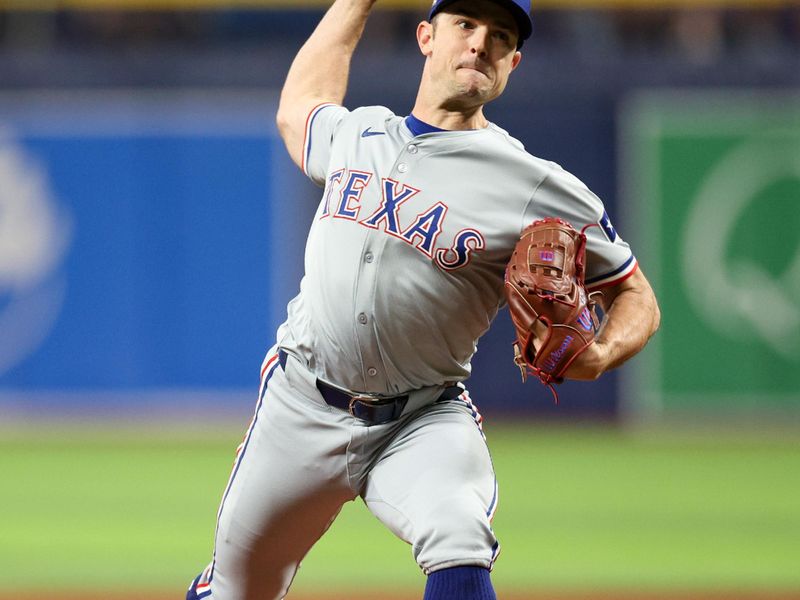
left=187, top=1, right=660, bottom=598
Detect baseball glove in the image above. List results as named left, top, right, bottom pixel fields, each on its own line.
left=504, top=217, right=599, bottom=401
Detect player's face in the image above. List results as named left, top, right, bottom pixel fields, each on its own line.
left=419, top=0, right=523, bottom=108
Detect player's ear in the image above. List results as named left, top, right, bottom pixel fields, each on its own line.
left=417, top=20, right=434, bottom=57
left=510, top=50, right=522, bottom=71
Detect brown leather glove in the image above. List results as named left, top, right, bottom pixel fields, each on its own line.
left=504, top=217, right=599, bottom=400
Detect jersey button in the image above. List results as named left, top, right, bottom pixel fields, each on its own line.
left=407, top=144, right=418, bottom=154
left=397, top=163, right=408, bottom=173
left=367, top=367, right=378, bottom=377
left=358, top=313, right=368, bottom=325
left=365, top=252, right=374, bottom=263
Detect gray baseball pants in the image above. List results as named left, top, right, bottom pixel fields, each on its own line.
left=189, top=346, right=499, bottom=600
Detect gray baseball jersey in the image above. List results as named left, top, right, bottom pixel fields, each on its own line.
left=279, top=103, right=636, bottom=394
left=186, top=104, right=636, bottom=600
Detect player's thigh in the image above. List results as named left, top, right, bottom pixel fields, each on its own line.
left=363, top=399, right=498, bottom=573
left=211, top=362, right=356, bottom=599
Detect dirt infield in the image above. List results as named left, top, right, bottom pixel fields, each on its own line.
left=6, top=593, right=800, bottom=600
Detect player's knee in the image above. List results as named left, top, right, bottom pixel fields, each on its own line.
left=412, top=495, right=497, bottom=572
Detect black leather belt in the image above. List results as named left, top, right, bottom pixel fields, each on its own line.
left=278, top=350, right=461, bottom=426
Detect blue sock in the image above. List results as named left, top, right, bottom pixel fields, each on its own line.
left=423, top=566, right=496, bottom=600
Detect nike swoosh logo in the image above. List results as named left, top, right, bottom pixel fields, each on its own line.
left=361, top=127, right=386, bottom=138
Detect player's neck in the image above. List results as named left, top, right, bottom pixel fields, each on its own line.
left=411, top=86, right=489, bottom=131
left=409, top=102, right=489, bottom=131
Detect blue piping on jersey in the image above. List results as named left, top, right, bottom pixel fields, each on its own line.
left=405, top=114, right=447, bottom=136
left=585, top=255, right=635, bottom=285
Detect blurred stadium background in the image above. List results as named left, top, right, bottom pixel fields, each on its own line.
left=0, top=0, right=799, bottom=598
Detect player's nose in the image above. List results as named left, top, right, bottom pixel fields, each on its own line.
left=469, top=27, right=490, bottom=58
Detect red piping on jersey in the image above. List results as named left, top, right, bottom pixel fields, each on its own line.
left=586, top=261, right=639, bottom=292
left=301, top=102, right=336, bottom=176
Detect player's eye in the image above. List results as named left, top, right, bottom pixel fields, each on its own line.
left=492, top=29, right=513, bottom=45
left=457, top=19, right=475, bottom=30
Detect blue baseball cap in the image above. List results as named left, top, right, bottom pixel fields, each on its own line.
left=428, top=0, right=533, bottom=48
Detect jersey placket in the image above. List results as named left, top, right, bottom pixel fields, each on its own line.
left=351, top=138, right=424, bottom=394
left=351, top=234, right=383, bottom=392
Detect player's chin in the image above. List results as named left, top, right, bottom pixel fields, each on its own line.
left=454, top=70, right=489, bottom=90
left=452, top=80, right=494, bottom=102
left=465, top=87, right=503, bottom=107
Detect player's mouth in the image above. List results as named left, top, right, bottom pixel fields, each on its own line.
left=457, top=62, right=490, bottom=78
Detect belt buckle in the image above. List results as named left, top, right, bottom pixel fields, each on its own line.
left=348, top=394, right=379, bottom=417
left=349, top=394, right=398, bottom=420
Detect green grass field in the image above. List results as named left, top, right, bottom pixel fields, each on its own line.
left=1, top=422, right=799, bottom=596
